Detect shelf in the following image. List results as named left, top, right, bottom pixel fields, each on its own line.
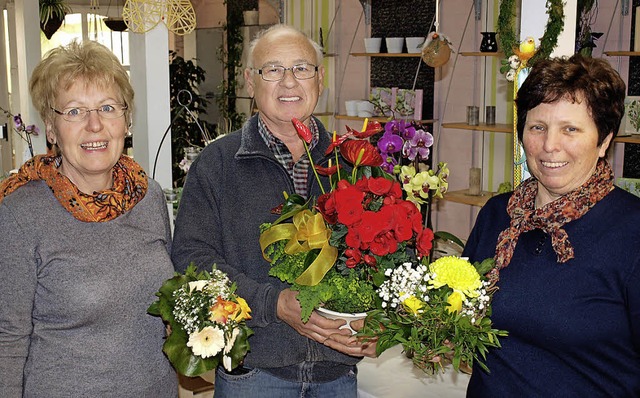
left=604, top=51, right=640, bottom=56
left=441, top=122, right=513, bottom=133
left=350, top=52, right=422, bottom=58
left=614, top=135, right=640, bottom=144
left=460, top=52, right=504, bottom=57
left=441, top=189, right=494, bottom=207
left=335, top=114, right=436, bottom=124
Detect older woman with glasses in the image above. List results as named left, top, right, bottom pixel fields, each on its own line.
left=0, top=40, right=177, bottom=397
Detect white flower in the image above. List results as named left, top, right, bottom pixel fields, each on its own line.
left=506, top=69, right=516, bottom=82
left=187, top=326, right=225, bottom=358
left=188, top=280, right=208, bottom=292
left=222, top=329, right=240, bottom=371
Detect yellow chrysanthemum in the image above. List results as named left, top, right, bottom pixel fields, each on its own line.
left=402, top=295, right=425, bottom=315
left=429, top=256, right=482, bottom=298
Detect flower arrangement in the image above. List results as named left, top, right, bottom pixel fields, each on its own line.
left=147, top=264, right=253, bottom=376
left=1, top=107, right=40, bottom=158
left=259, top=118, right=448, bottom=322
left=361, top=256, right=507, bottom=374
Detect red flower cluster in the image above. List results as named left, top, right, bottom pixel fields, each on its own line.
left=317, top=176, right=434, bottom=269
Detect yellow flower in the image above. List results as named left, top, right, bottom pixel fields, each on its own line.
left=402, top=295, right=425, bottom=315
left=446, top=291, right=464, bottom=313
left=429, top=256, right=482, bottom=298
left=187, top=326, right=225, bottom=358
left=231, top=297, right=252, bottom=322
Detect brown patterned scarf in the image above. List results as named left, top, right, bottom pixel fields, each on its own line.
left=0, top=154, right=148, bottom=222
left=492, top=158, right=614, bottom=278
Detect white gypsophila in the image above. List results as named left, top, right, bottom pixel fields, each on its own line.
left=173, top=271, right=234, bottom=335
left=186, top=325, right=225, bottom=358
left=378, top=262, right=430, bottom=308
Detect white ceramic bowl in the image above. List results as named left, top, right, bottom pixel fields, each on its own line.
left=316, top=307, right=368, bottom=334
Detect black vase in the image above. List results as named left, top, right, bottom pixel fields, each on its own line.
left=480, top=32, right=498, bottom=53
left=40, top=17, right=64, bottom=40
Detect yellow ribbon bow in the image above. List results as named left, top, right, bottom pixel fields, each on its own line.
left=259, top=210, right=338, bottom=286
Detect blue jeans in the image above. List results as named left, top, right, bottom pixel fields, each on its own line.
left=214, top=366, right=358, bottom=398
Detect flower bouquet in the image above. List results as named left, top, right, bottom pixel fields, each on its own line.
left=259, top=118, right=447, bottom=323
left=147, top=264, right=253, bottom=376
left=361, top=256, right=507, bottom=374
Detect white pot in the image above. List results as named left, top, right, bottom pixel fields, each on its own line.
left=316, top=307, right=368, bottom=334
left=385, top=37, right=404, bottom=54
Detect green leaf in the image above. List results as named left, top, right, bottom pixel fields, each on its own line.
left=434, top=230, right=465, bottom=249
left=474, top=258, right=496, bottom=276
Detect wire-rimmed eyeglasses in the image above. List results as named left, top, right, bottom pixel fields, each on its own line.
left=51, top=104, right=128, bottom=122
left=253, top=63, right=318, bottom=82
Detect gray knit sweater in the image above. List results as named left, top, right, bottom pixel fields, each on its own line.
left=0, top=178, right=178, bottom=397
left=172, top=115, right=360, bottom=383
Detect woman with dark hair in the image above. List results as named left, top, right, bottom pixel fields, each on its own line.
left=464, top=54, right=640, bottom=397
left=0, top=41, right=177, bottom=397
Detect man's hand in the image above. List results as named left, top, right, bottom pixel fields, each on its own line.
left=277, top=289, right=378, bottom=358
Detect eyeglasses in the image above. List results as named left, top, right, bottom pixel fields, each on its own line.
left=51, top=104, right=128, bottom=122
left=254, top=63, right=318, bottom=82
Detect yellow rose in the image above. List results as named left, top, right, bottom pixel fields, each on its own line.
left=402, top=296, right=424, bottom=315
left=232, top=297, right=252, bottom=322
left=446, top=291, right=464, bottom=313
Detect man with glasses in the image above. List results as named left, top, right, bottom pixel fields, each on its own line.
left=172, top=24, right=375, bottom=397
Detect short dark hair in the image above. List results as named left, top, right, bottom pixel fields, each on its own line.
left=515, top=54, right=626, bottom=148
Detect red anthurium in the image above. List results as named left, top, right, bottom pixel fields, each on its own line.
left=325, top=131, right=353, bottom=155
left=340, top=139, right=383, bottom=167
left=291, top=118, right=312, bottom=144
left=345, top=121, right=384, bottom=139
left=315, top=164, right=342, bottom=176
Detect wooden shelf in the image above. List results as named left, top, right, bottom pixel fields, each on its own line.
left=614, top=135, right=640, bottom=144
left=460, top=52, right=504, bottom=57
left=350, top=52, right=422, bottom=58
left=442, top=189, right=494, bottom=207
left=441, top=122, right=513, bottom=133
left=604, top=51, right=640, bottom=56
left=335, top=114, right=436, bottom=124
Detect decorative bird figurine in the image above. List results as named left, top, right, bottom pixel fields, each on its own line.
left=514, top=36, right=537, bottom=62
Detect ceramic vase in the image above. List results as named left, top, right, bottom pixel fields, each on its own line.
left=479, top=32, right=498, bottom=52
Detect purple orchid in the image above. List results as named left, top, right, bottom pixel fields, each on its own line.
left=380, top=154, right=398, bottom=174
left=377, top=130, right=404, bottom=155
left=385, top=119, right=416, bottom=141
left=402, top=129, right=434, bottom=161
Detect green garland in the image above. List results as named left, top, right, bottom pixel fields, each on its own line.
left=497, top=0, right=565, bottom=66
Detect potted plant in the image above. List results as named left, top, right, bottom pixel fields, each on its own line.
left=39, top=0, right=72, bottom=39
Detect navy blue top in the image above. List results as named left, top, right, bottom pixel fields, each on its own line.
left=463, top=188, right=640, bottom=397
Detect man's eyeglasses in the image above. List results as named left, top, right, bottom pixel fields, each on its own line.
left=254, top=63, right=318, bottom=82
left=51, top=104, right=128, bottom=122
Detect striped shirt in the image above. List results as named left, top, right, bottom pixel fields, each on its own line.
left=257, top=117, right=319, bottom=199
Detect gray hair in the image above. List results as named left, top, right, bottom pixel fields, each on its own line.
left=246, top=24, right=324, bottom=68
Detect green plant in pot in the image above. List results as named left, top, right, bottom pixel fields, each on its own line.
left=169, top=51, right=217, bottom=187
left=40, top=0, right=72, bottom=40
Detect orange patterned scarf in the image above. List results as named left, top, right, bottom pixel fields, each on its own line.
left=493, top=158, right=614, bottom=277
left=0, top=154, right=148, bottom=222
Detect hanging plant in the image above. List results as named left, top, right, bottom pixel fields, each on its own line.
left=497, top=0, right=565, bottom=77
left=39, top=0, right=72, bottom=39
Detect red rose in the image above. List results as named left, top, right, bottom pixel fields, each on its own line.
left=367, top=177, right=394, bottom=196
left=416, top=228, right=435, bottom=257
left=316, top=192, right=338, bottom=224
left=335, top=185, right=365, bottom=226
